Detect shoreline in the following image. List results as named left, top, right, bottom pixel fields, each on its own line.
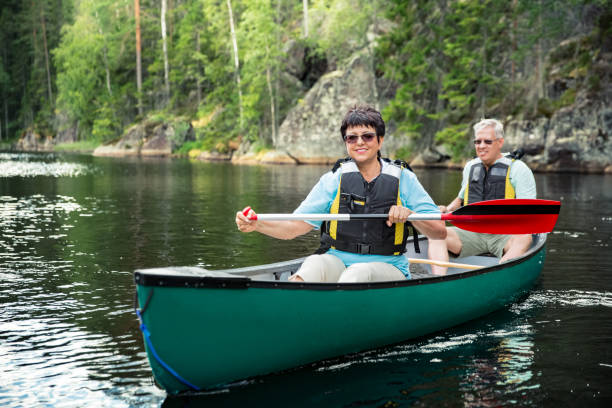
left=3, top=145, right=611, bottom=174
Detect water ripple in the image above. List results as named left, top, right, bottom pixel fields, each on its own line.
left=513, top=289, right=612, bottom=311
left=0, top=161, right=92, bottom=177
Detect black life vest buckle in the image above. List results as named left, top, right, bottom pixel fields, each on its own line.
left=341, top=192, right=365, bottom=211
left=355, top=243, right=371, bottom=255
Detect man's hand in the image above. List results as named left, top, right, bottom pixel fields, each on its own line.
left=235, top=206, right=257, bottom=233
left=439, top=197, right=462, bottom=214
left=387, top=205, right=413, bottom=227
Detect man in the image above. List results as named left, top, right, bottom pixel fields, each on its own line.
left=438, top=118, right=536, bottom=262
left=235, top=105, right=447, bottom=282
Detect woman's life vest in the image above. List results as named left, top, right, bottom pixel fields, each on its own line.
left=463, top=155, right=516, bottom=205
left=318, top=158, right=417, bottom=256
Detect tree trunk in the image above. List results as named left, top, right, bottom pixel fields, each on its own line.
left=536, top=24, right=544, bottom=98
left=4, top=99, right=8, bottom=140
left=265, top=44, right=276, bottom=146
left=195, top=30, right=202, bottom=106
left=135, top=0, right=143, bottom=116
left=30, top=9, right=37, bottom=129
left=226, top=0, right=243, bottom=129
left=480, top=29, right=487, bottom=118
left=274, top=0, right=280, bottom=135
left=534, top=0, right=544, bottom=115
left=96, top=11, right=113, bottom=97
left=1, top=45, right=5, bottom=139
left=302, top=0, right=308, bottom=38
left=161, top=0, right=170, bottom=105
left=40, top=7, right=53, bottom=104
left=511, top=0, right=518, bottom=84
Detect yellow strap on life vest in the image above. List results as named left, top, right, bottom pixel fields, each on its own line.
left=393, top=182, right=404, bottom=255
left=329, top=179, right=342, bottom=243
left=505, top=159, right=516, bottom=199
left=464, top=159, right=515, bottom=204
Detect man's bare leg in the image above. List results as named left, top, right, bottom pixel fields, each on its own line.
left=446, top=227, right=463, bottom=256
left=500, top=234, right=532, bottom=263
left=428, top=238, right=449, bottom=275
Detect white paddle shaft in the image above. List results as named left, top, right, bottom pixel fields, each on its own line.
left=253, top=213, right=443, bottom=221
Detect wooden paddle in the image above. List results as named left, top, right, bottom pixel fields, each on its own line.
left=407, top=258, right=481, bottom=270
left=245, top=199, right=560, bottom=234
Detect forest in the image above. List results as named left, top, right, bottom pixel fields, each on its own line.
left=0, top=0, right=609, bottom=159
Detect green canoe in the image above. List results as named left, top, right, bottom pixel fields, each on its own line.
left=134, top=233, right=547, bottom=394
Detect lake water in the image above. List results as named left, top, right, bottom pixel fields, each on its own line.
left=1, top=152, right=611, bottom=407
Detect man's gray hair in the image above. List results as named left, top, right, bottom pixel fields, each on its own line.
left=473, top=118, right=504, bottom=139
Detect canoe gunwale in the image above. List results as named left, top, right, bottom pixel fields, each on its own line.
left=134, top=234, right=547, bottom=290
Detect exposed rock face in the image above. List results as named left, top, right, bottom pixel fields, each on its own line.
left=15, top=131, right=53, bottom=151
left=141, top=124, right=174, bottom=156
left=93, top=122, right=171, bottom=157
left=272, top=52, right=382, bottom=164
left=504, top=98, right=611, bottom=172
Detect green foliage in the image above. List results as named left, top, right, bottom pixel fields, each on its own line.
left=171, top=121, right=192, bottom=147
left=251, top=140, right=272, bottom=154
left=238, top=0, right=282, bottom=142
left=310, top=0, right=381, bottom=63
left=91, top=103, right=120, bottom=142
left=392, top=146, right=414, bottom=161
left=54, top=0, right=131, bottom=140
left=1, top=0, right=608, bottom=155
left=379, top=0, right=607, bottom=161
left=54, top=139, right=100, bottom=152
left=0, top=0, right=73, bottom=138
left=175, top=140, right=209, bottom=156
left=434, top=124, right=471, bottom=161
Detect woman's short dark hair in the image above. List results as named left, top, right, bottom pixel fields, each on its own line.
left=340, top=105, right=385, bottom=140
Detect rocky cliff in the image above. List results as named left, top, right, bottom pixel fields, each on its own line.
left=13, top=26, right=610, bottom=173
left=241, top=39, right=611, bottom=173
left=244, top=52, right=381, bottom=164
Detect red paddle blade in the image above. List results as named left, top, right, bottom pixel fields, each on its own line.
left=444, top=199, right=561, bottom=234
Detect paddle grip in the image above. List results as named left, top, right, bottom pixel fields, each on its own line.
left=243, top=207, right=258, bottom=220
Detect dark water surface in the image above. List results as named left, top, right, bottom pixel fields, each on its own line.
left=1, top=152, right=610, bottom=407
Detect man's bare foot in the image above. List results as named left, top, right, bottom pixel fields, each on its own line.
left=288, top=274, right=304, bottom=282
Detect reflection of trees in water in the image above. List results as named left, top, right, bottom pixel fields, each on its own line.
left=460, top=335, right=536, bottom=407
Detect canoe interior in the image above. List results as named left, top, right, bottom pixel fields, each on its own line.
left=136, top=233, right=546, bottom=284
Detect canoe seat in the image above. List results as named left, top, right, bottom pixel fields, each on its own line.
left=136, top=266, right=243, bottom=278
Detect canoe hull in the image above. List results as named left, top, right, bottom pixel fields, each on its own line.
left=135, top=236, right=546, bottom=394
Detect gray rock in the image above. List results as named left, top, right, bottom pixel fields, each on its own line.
left=505, top=98, right=611, bottom=171
left=275, top=52, right=381, bottom=162
left=16, top=130, right=52, bottom=151
left=283, top=40, right=306, bottom=79
left=93, top=121, right=173, bottom=157
left=141, top=124, right=172, bottom=157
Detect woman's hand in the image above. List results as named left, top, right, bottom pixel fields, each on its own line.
left=235, top=206, right=257, bottom=233
left=387, top=205, right=413, bottom=227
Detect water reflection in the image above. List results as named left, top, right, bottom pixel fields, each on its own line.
left=1, top=154, right=611, bottom=407
left=0, top=152, right=93, bottom=177
left=0, top=190, right=164, bottom=406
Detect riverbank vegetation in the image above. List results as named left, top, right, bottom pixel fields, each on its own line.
left=0, top=0, right=609, bottom=159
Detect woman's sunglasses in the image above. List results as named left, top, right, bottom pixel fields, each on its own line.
left=473, top=139, right=495, bottom=145
left=344, top=133, right=377, bottom=144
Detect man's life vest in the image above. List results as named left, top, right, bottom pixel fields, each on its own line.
left=318, top=158, right=417, bottom=256
left=463, top=155, right=517, bottom=205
